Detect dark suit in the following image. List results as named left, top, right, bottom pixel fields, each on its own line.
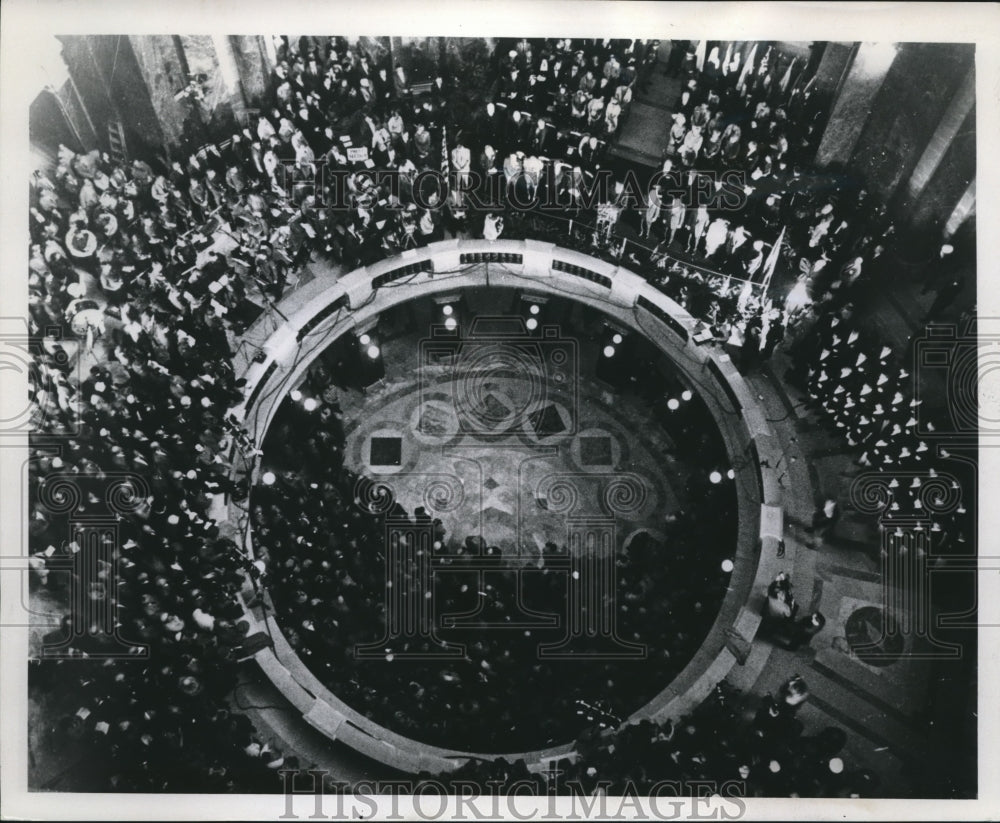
left=532, top=122, right=556, bottom=155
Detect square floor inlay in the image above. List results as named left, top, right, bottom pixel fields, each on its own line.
left=529, top=404, right=567, bottom=436
left=370, top=436, right=402, bottom=466
left=580, top=436, right=613, bottom=465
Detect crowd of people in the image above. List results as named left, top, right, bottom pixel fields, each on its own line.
left=252, top=350, right=738, bottom=752
left=27, top=140, right=302, bottom=787
left=490, top=38, right=895, bottom=382
left=23, top=33, right=970, bottom=793
left=424, top=680, right=876, bottom=798
left=783, top=282, right=974, bottom=560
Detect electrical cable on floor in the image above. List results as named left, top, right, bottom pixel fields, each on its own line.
left=232, top=682, right=289, bottom=713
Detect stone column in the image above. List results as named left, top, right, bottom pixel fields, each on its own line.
left=176, top=35, right=242, bottom=136
left=127, top=35, right=190, bottom=149
left=815, top=42, right=896, bottom=168
left=903, top=65, right=975, bottom=207
left=810, top=41, right=854, bottom=97
left=943, top=179, right=976, bottom=239
left=229, top=35, right=272, bottom=111
left=849, top=43, right=974, bottom=205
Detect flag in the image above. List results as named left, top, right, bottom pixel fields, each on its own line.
left=440, top=123, right=450, bottom=200
left=780, top=57, right=797, bottom=93
left=737, top=278, right=754, bottom=312
left=694, top=40, right=707, bottom=72
left=737, top=44, right=757, bottom=93
left=721, top=42, right=733, bottom=76
left=440, top=124, right=450, bottom=177
left=762, top=225, right=785, bottom=294
left=787, top=66, right=807, bottom=100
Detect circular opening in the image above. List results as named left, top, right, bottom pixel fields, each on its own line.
left=252, top=287, right=744, bottom=754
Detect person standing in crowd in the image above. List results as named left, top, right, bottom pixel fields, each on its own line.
left=786, top=611, right=826, bottom=651
left=807, top=497, right=839, bottom=542
left=923, top=273, right=965, bottom=322
left=450, top=139, right=471, bottom=206
left=640, top=186, right=662, bottom=240
left=766, top=571, right=798, bottom=623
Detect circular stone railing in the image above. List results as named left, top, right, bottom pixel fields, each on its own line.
left=226, top=238, right=790, bottom=774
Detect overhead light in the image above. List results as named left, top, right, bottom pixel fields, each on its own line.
left=359, top=333, right=371, bottom=346
left=721, top=559, right=734, bottom=573
left=709, top=471, right=722, bottom=484
left=367, top=345, right=381, bottom=359
left=681, top=389, right=693, bottom=402
left=667, top=398, right=679, bottom=410
left=612, top=333, right=623, bottom=345
left=444, top=317, right=457, bottom=330
left=603, top=345, right=615, bottom=358
left=529, top=304, right=540, bottom=315
left=526, top=317, right=538, bottom=330
left=303, top=398, right=318, bottom=412
left=727, top=469, right=735, bottom=480
left=290, top=389, right=302, bottom=402
left=442, top=304, right=454, bottom=316
left=262, top=471, right=276, bottom=485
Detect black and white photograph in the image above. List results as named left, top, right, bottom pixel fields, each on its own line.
left=1, top=2, right=998, bottom=819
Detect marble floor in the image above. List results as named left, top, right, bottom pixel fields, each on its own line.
left=342, top=364, right=684, bottom=560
